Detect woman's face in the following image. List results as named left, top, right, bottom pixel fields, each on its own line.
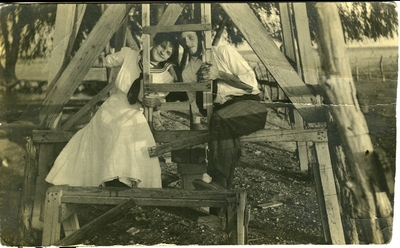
left=180, top=31, right=199, bottom=55
left=150, top=40, right=174, bottom=62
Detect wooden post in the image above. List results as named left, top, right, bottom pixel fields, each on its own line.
left=314, top=3, right=393, bottom=244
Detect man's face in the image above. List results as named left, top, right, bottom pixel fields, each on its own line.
left=180, top=31, right=198, bottom=55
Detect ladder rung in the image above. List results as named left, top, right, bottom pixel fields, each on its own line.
left=142, top=24, right=212, bottom=34
left=159, top=101, right=190, bottom=111
left=144, top=82, right=211, bottom=92
left=154, top=130, right=208, bottom=143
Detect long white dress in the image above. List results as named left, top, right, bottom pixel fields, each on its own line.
left=45, top=47, right=173, bottom=188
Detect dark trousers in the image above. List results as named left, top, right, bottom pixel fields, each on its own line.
left=207, top=95, right=267, bottom=189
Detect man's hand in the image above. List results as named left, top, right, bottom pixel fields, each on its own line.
left=142, top=96, right=161, bottom=108
left=196, top=62, right=212, bottom=82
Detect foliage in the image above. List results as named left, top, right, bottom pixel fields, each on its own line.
left=306, top=2, right=398, bottom=42
left=0, top=3, right=56, bottom=60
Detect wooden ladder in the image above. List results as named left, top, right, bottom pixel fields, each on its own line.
left=142, top=3, right=215, bottom=189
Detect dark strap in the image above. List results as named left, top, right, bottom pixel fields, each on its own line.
left=127, top=73, right=143, bottom=105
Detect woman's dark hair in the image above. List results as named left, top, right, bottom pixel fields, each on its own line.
left=153, top=32, right=180, bottom=66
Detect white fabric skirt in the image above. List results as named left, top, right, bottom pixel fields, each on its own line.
left=45, top=91, right=162, bottom=188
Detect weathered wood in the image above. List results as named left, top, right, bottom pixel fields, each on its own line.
left=314, top=142, right=346, bottom=244
left=236, top=191, right=246, bottom=245
left=144, top=82, right=211, bottom=92
left=220, top=3, right=323, bottom=123
left=39, top=4, right=133, bottom=128
left=240, top=128, right=328, bottom=142
left=212, top=15, right=229, bottom=46
left=61, top=82, right=115, bottom=131
left=56, top=199, right=137, bottom=246
left=291, top=110, right=309, bottom=171
left=154, top=130, right=207, bottom=143
left=18, top=137, right=38, bottom=242
left=278, top=3, right=297, bottom=63
left=143, top=23, right=211, bottom=34
left=159, top=101, right=190, bottom=111
left=150, top=3, right=186, bottom=43
left=47, top=5, right=80, bottom=90
left=149, top=133, right=210, bottom=157
left=149, top=128, right=328, bottom=157
left=42, top=186, right=64, bottom=245
left=32, top=130, right=75, bottom=143
left=201, top=3, right=214, bottom=127
left=315, top=3, right=392, bottom=244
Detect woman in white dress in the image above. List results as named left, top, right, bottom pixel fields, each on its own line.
left=45, top=33, right=180, bottom=188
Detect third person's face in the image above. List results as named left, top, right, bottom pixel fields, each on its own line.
left=151, top=40, right=173, bottom=62
left=180, top=31, right=199, bottom=55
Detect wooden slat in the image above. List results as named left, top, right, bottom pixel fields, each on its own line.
left=47, top=5, right=79, bottom=89
left=292, top=3, right=320, bottom=87
left=42, top=186, right=64, bottom=245
left=58, top=186, right=235, bottom=198
left=314, top=142, right=346, bottom=244
left=240, top=128, right=327, bottom=142
left=278, top=3, right=297, bottom=63
left=61, top=196, right=227, bottom=208
left=32, top=130, right=75, bottom=143
left=39, top=4, right=133, bottom=128
left=61, top=83, right=115, bottom=131
left=55, top=199, right=137, bottom=246
left=159, top=101, right=190, bottom=111
left=149, top=128, right=328, bottom=157
left=143, top=24, right=212, bottom=34
left=150, top=3, right=186, bottom=44
left=144, top=82, right=211, bottom=92
left=220, top=3, right=323, bottom=123
left=148, top=133, right=210, bottom=157
left=154, top=130, right=208, bottom=143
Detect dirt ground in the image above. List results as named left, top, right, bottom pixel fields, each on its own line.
left=0, top=77, right=397, bottom=246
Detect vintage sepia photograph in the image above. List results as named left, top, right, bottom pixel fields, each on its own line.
left=0, top=2, right=398, bottom=246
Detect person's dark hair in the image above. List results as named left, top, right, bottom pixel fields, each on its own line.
left=177, top=19, right=203, bottom=57
left=153, top=32, right=180, bottom=66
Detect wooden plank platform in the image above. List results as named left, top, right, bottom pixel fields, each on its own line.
left=42, top=186, right=248, bottom=246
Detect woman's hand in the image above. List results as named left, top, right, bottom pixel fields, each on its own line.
left=142, top=96, right=161, bottom=108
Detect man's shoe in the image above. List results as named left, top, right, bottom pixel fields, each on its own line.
left=162, top=172, right=180, bottom=187
left=192, top=179, right=226, bottom=191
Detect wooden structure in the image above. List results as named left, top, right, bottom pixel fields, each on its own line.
left=16, top=2, right=393, bottom=246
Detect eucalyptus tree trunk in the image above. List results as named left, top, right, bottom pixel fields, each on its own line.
left=314, top=2, right=393, bottom=244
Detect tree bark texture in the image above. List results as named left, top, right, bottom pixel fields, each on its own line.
left=314, top=3, right=393, bottom=244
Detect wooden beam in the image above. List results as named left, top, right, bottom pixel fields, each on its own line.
left=241, top=128, right=328, bottom=142
left=58, top=186, right=235, bottom=201
left=32, top=130, right=75, bottom=143
left=144, top=82, right=211, bottom=92
left=314, top=142, right=346, bottom=244
left=278, top=3, right=297, bottom=63
left=55, top=199, right=137, bottom=246
left=292, top=3, right=319, bottom=87
left=61, top=83, right=115, bottom=131
left=154, top=130, right=208, bottom=143
left=150, top=3, right=186, bottom=41
left=148, top=133, right=210, bottom=158
left=148, top=128, right=328, bottom=157
left=143, top=24, right=212, bottom=34
left=220, top=3, right=323, bottom=123
left=39, top=4, right=133, bottom=128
